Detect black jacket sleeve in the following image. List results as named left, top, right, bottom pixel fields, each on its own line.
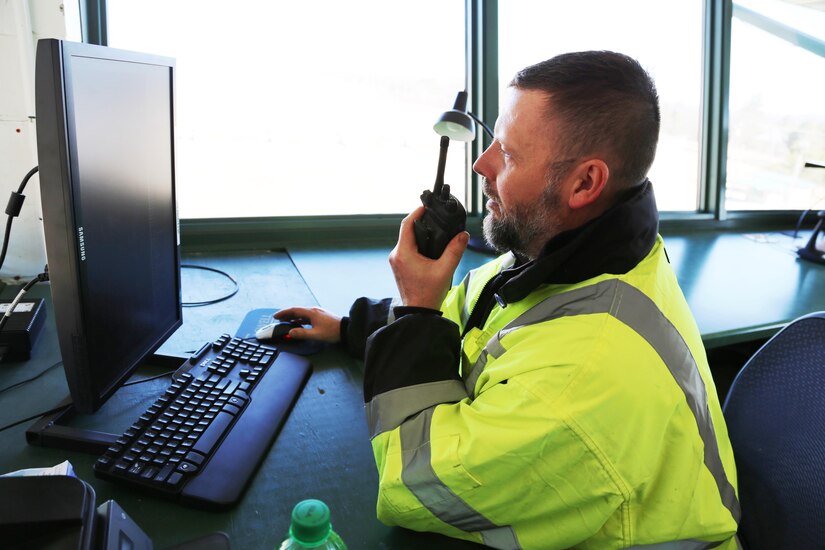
left=342, top=297, right=395, bottom=359
left=363, top=311, right=462, bottom=403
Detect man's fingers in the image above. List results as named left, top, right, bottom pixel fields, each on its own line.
left=274, top=307, right=311, bottom=322
left=442, top=231, right=470, bottom=267
left=398, top=206, right=426, bottom=246
left=272, top=306, right=342, bottom=343
left=286, top=326, right=309, bottom=340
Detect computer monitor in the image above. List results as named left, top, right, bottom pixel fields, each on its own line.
left=34, top=38, right=182, bottom=415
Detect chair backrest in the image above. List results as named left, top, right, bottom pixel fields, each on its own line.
left=722, top=312, right=825, bottom=549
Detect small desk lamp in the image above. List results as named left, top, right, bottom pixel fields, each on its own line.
left=797, top=210, right=825, bottom=265
left=433, top=91, right=494, bottom=142
left=797, top=161, right=825, bottom=266
left=433, top=91, right=496, bottom=254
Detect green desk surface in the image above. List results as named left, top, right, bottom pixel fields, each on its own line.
left=0, top=231, right=823, bottom=549
left=0, top=251, right=482, bottom=550
left=662, top=230, right=825, bottom=348
left=290, top=229, right=825, bottom=350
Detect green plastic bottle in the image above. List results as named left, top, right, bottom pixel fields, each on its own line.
left=278, top=499, right=348, bottom=549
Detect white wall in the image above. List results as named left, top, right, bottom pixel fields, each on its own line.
left=0, top=0, right=67, bottom=282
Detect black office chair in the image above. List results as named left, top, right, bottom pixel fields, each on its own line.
left=722, top=312, right=825, bottom=549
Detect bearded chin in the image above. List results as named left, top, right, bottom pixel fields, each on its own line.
left=482, top=190, right=562, bottom=259
left=482, top=212, right=530, bottom=256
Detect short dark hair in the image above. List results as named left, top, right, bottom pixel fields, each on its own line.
left=510, top=51, right=660, bottom=189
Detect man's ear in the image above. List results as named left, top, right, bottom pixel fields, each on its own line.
left=567, top=159, right=609, bottom=210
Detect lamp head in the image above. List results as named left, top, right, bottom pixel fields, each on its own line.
left=434, top=91, right=476, bottom=142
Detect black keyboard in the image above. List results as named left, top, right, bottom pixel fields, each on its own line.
left=93, top=334, right=311, bottom=510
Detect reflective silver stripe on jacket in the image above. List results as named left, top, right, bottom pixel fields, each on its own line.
left=463, top=281, right=619, bottom=395
left=466, top=278, right=741, bottom=523
left=399, top=407, right=521, bottom=550
left=627, top=539, right=725, bottom=550
left=366, top=380, right=467, bottom=438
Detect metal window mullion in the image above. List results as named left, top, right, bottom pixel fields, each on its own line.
left=80, top=0, right=108, bottom=46
left=700, top=0, right=732, bottom=220
left=467, top=0, right=498, bottom=217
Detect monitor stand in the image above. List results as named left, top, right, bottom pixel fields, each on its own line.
left=26, top=308, right=317, bottom=456
left=26, top=353, right=188, bottom=455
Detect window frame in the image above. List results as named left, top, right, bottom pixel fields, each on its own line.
left=82, top=0, right=815, bottom=251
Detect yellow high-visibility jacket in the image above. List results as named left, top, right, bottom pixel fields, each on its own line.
left=353, top=181, right=739, bottom=549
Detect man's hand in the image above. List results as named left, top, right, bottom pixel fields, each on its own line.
left=389, top=206, right=470, bottom=310
left=274, top=306, right=342, bottom=343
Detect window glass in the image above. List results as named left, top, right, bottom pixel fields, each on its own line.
left=63, top=1, right=83, bottom=41
left=107, top=1, right=465, bottom=218
left=726, top=0, right=825, bottom=211
left=498, top=0, right=704, bottom=211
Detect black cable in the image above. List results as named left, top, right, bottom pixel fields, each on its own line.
left=0, top=360, right=63, bottom=396
left=121, top=369, right=176, bottom=387
left=792, top=209, right=810, bottom=239
left=0, top=218, right=14, bottom=274
left=0, top=166, right=38, bottom=273
left=0, top=362, right=172, bottom=432
left=0, top=362, right=172, bottom=433
left=793, top=197, right=825, bottom=238
left=181, top=264, right=239, bottom=307
left=0, top=403, right=71, bottom=434
left=0, top=271, right=49, bottom=332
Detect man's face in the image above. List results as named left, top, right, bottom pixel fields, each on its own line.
left=473, top=88, right=573, bottom=259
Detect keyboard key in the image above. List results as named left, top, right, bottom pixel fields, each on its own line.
left=166, top=472, right=184, bottom=487
left=185, top=451, right=205, bottom=465
left=177, top=461, right=199, bottom=474
left=192, top=411, right=234, bottom=456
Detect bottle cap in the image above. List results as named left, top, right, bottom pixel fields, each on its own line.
left=289, top=499, right=332, bottom=546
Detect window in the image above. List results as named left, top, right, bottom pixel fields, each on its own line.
left=498, top=0, right=705, bottom=212
left=62, top=1, right=83, bottom=42
left=100, top=1, right=825, bottom=223
left=107, top=1, right=465, bottom=218
left=726, top=0, right=825, bottom=211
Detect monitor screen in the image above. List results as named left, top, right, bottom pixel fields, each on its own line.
left=35, top=39, right=182, bottom=414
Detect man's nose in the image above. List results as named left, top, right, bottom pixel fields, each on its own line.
left=473, top=145, right=493, bottom=178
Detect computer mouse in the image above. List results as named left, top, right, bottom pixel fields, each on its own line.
left=255, top=321, right=303, bottom=343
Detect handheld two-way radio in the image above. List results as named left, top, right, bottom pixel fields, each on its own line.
left=413, top=135, right=467, bottom=259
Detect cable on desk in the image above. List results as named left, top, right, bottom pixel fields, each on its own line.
left=793, top=197, right=825, bottom=238
left=181, top=264, right=239, bottom=307
left=793, top=209, right=812, bottom=239
left=0, top=360, right=63, bottom=396
left=0, top=368, right=174, bottom=433
left=0, top=403, right=71, bottom=434
left=121, top=369, right=176, bottom=387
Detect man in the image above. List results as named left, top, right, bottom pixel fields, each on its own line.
left=277, top=51, right=740, bottom=549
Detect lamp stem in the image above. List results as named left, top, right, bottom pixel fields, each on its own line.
left=467, top=111, right=493, bottom=139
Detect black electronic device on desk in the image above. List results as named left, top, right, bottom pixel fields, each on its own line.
left=414, top=136, right=467, bottom=259
left=0, top=475, right=231, bottom=549
left=26, top=38, right=312, bottom=510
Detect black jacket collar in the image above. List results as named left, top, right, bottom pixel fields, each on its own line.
left=497, top=179, right=659, bottom=304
